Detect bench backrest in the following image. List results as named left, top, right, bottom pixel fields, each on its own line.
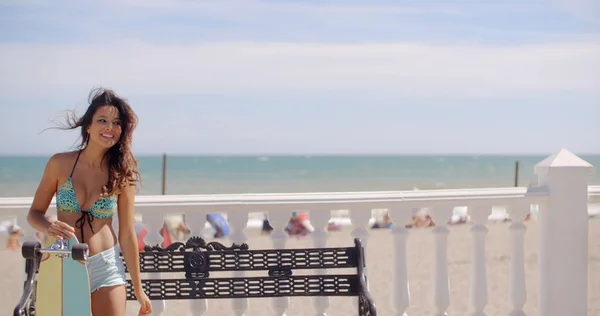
left=119, top=236, right=376, bottom=315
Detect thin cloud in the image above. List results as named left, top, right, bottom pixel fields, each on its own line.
left=1, top=41, right=598, bottom=99
left=551, top=0, right=600, bottom=24
left=2, top=0, right=596, bottom=45
left=2, top=0, right=466, bottom=15
left=110, top=0, right=465, bottom=15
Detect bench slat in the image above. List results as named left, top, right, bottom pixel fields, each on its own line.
left=121, top=247, right=358, bottom=273
left=124, top=275, right=360, bottom=300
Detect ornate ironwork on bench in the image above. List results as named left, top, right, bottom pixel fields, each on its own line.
left=124, top=236, right=377, bottom=315
left=14, top=236, right=376, bottom=316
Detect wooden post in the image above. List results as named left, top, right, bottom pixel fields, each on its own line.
left=514, top=161, right=519, bottom=187
left=162, top=153, right=167, bottom=195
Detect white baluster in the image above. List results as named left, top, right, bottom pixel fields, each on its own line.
left=506, top=204, right=529, bottom=316
left=350, top=209, right=372, bottom=279
left=269, top=210, right=292, bottom=316
left=184, top=210, right=209, bottom=316
left=16, top=212, right=37, bottom=285
left=184, top=210, right=207, bottom=239
left=142, top=213, right=166, bottom=316
left=388, top=208, right=416, bottom=316
left=429, top=206, right=453, bottom=316
left=468, top=205, right=491, bottom=316
left=350, top=208, right=372, bottom=315
left=227, top=210, right=249, bottom=316
left=310, top=209, right=332, bottom=316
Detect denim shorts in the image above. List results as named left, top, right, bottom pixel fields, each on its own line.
left=87, top=245, right=128, bottom=293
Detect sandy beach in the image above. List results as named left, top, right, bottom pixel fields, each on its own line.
left=3, top=218, right=599, bottom=316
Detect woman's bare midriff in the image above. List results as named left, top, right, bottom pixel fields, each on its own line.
left=58, top=211, right=118, bottom=257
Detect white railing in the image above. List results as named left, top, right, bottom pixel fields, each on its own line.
left=1, top=149, right=597, bottom=316
left=589, top=185, right=600, bottom=203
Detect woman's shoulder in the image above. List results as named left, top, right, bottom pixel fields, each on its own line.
left=46, top=151, right=79, bottom=172
left=49, top=150, right=79, bottom=162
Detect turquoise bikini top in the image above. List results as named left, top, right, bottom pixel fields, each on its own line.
left=56, top=150, right=117, bottom=241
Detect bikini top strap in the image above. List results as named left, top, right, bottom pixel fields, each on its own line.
left=70, top=150, right=82, bottom=178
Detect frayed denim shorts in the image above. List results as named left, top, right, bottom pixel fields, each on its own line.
left=87, top=245, right=127, bottom=293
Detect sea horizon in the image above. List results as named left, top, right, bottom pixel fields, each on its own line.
left=2, top=153, right=599, bottom=198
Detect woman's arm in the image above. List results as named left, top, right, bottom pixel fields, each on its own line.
left=27, top=154, right=74, bottom=239
left=117, top=183, right=143, bottom=294
left=117, top=183, right=152, bottom=315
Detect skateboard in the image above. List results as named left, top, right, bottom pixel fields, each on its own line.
left=21, top=235, right=91, bottom=316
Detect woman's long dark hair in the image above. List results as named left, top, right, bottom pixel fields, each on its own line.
left=62, top=87, right=141, bottom=196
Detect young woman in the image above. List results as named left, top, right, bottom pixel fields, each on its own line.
left=27, top=88, right=152, bottom=316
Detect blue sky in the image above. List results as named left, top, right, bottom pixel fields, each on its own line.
left=0, top=0, right=599, bottom=155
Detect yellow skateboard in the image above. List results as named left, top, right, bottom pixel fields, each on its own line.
left=21, top=235, right=91, bottom=316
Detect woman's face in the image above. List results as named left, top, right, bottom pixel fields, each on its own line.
left=86, top=105, right=122, bottom=149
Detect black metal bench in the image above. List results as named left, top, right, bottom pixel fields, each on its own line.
left=14, top=236, right=377, bottom=316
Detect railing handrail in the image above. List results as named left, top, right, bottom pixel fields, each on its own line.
left=0, top=185, right=564, bottom=210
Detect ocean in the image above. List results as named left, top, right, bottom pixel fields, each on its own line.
left=1, top=154, right=599, bottom=198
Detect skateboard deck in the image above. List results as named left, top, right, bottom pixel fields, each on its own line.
left=36, top=235, right=62, bottom=316
left=62, top=235, right=91, bottom=316
left=34, top=235, right=91, bottom=316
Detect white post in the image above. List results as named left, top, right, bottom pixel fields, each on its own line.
left=350, top=208, right=372, bottom=313
left=468, top=205, right=491, bottom=316
left=227, top=210, right=249, bottom=316
left=185, top=211, right=209, bottom=316
left=429, top=206, right=454, bottom=316
left=350, top=209, right=372, bottom=281
left=142, top=213, right=167, bottom=316
left=388, top=208, right=414, bottom=316
left=506, top=202, right=529, bottom=316
left=534, top=149, right=594, bottom=316
left=17, top=212, right=38, bottom=285
left=310, top=209, right=332, bottom=316
left=268, top=211, right=292, bottom=316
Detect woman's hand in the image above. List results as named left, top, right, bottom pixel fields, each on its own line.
left=46, top=219, right=75, bottom=239
left=119, top=184, right=151, bottom=314
left=136, top=289, right=152, bottom=315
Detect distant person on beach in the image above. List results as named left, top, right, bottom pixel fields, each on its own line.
left=372, top=214, right=394, bottom=229
left=406, top=210, right=435, bottom=228
left=285, top=212, right=314, bottom=237
left=7, top=224, right=23, bottom=250
left=262, top=214, right=274, bottom=234
left=136, top=221, right=173, bottom=251
left=206, top=213, right=230, bottom=238
left=25, top=88, right=152, bottom=315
